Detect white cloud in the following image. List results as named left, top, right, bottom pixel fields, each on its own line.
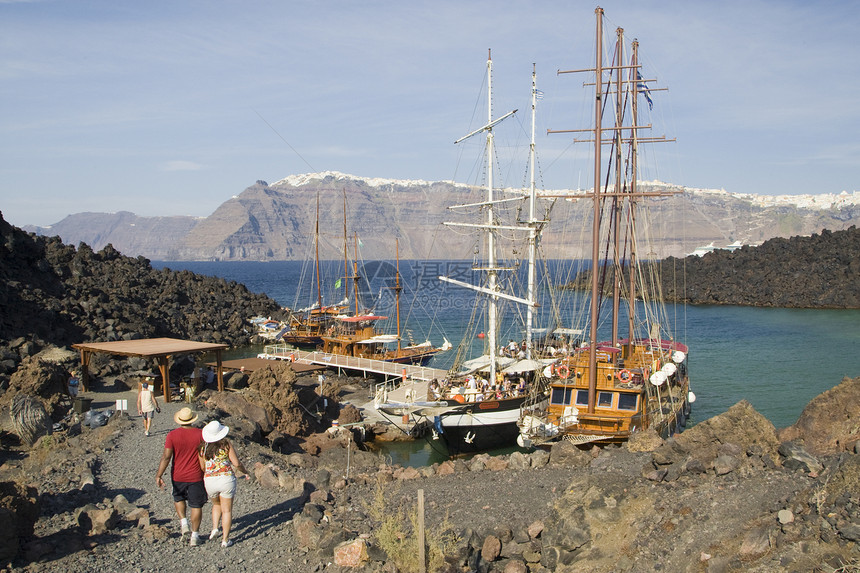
left=161, top=160, right=205, bottom=172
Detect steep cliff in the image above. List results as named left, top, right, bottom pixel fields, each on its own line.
left=25, top=173, right=860, bottom=261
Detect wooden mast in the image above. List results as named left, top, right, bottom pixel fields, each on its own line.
left=627, top=40, right=641, bottom=351
left=343, top=190, right=349, bottom=303
left=352, top=231, right=361, bottom=316
left=611, top=26, right=624, bottom=347
left=395, top=238, right=402, bottom=353
left=586, top=6, right=605, bottom=414
left=314, top=192, right=322, bottom=312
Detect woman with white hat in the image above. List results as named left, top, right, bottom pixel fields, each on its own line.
left=197, top=420, right=249, bottom=547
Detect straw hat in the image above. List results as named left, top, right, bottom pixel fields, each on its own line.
left=202, top=420, right=229, bottom=443
left=174, top=407, right=198, bottom=426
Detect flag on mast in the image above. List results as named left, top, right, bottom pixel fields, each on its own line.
left=637, top=71, right=653, bottom=110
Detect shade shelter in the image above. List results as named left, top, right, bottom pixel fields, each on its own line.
left=71, top=338, right=229, bottom=401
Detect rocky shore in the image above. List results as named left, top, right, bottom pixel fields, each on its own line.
left=0, top=211, right=285, bottom=389
left=3, top=212, right=860, bottom=571
left=562, top=226, right=860, bottom=309
left=2, top=364, right=860, bottom=572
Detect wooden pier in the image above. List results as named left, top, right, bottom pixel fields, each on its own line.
left=259, top=344, right=448, bottom=383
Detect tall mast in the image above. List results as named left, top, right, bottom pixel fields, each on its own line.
left=628, top=40, right=640, bottom=350
left=315, top=192, right=322, bottom=311
left=486, top=49, right=499, bottom=385
left=395, top=238, right=402, bottom=352
left=352, top=231, right=361, bottom=316
left=586, top=6, right=605, bottom=413
left=443, top=50, right=524, bottom=375
left=611, top=26, right=624, bottom=346
left=526, top=63, right=539, bottom=361
left=343, top=190, right=349, bottom=303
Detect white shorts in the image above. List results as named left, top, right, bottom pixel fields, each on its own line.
left=204, top=474, right=237, bottom=499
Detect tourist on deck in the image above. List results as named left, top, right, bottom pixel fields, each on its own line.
left=517, top=376, right=526, bottom=395
left=429, top=379, right=441, bottom=400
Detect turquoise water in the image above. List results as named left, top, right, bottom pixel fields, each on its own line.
left=154, top=260, right=860, bottom=432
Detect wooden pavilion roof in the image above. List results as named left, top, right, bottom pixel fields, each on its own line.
left=72, top=337, right=229, bottom=358
left=72, top=337, right=230, bottom=399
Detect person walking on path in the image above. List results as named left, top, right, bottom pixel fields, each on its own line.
left=198, top=420, right=249, bottom=548
left=136, top=379, right=160, bottom=436
left=155, top=407, right=207, bottom=546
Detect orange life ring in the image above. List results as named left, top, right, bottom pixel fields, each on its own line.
left=616, top=369, right=632, bottom=382
left=556, top=364, right=570, bottom=379
left=453, top=394, right=465, bottom=404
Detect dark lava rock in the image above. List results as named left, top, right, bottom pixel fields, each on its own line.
left=0, top=211, right=285, bottom=379
left=659, top=226, right=860, bottom=308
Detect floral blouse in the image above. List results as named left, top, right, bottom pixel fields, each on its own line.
left=204, top=446, right=234, bottom=478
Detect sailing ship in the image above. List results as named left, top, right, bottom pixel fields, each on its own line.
left=409, top=53, right=552, bottom=455
left=282, top=192, right=350, bottom=348
left=517, top=7, right=694, bottom=448
left=320, top=239, right=450, bottom=365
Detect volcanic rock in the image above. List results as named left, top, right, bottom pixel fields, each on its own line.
left=777, top=376, right=860, bottom=456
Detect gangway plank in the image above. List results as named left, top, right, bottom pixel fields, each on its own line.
left=260, top=344, right=448, bottom=383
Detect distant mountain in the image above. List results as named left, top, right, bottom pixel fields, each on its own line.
left=23, top=172, right=860, bottom=261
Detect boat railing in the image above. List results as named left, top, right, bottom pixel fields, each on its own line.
left=261, top=343, right=445, bottom=382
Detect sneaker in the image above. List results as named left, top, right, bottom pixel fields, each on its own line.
left=145, top=431, right=150, bottom=436
left=190, top=534, right=202, bottom=547
left=221, top=539, right=233, bottom=548
left=209, top=528, right=220, bottom=541
left=180, top=521, right=190, bottom=535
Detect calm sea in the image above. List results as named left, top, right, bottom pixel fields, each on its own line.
left=154, top=260, right=860, bottom=441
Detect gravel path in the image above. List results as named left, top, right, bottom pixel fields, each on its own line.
left=46, top=391, right=312, bottom=573
left=14, top=388, right=580, bottom=573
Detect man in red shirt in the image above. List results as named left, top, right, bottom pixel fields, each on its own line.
left=155, top=407, right=207, bottom=546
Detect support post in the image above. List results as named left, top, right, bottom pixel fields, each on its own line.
left=78, top=349, right=90, bottom=392
left=158, top=357, right=170, bottom=402
left=216, top=350, right=224, bottom=392
left=418, top=489, right=426, bottom=573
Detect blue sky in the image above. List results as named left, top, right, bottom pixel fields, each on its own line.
left=2, top=0, right=858, bottom=227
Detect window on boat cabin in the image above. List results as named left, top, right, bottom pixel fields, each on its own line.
left=575, top=389, right=589, bottom=407
left=617, top=392, right=638, bottom=411
left=597, top=391, right=613, bottom=408
left=550, top=387, right=573, bottom=405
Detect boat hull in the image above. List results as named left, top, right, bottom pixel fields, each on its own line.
left=384, top=349, right=441, bottom=366
left=435, top=396, right=527, bottom=456
left=282, top=335, right=323, bottom=348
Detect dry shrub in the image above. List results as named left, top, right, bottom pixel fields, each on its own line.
left=366, top=481, right=459, bottom=572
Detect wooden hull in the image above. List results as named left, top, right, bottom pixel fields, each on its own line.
left=282, top=334, right=323, bottom=348
left=383, top=348, right=442, bottom=366
left=518, top=340, right=692, bottom=447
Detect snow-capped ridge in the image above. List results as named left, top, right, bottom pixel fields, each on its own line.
left=273, top=171, right=470, bottom=190
left=271, top=172, right=860, bottom=211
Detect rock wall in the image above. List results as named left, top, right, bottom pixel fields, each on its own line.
left=0, top=211, right=285, bottom=386
left=24, top=173, right=860, bottom=261
left=659, top=226, right=860, bottom=308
